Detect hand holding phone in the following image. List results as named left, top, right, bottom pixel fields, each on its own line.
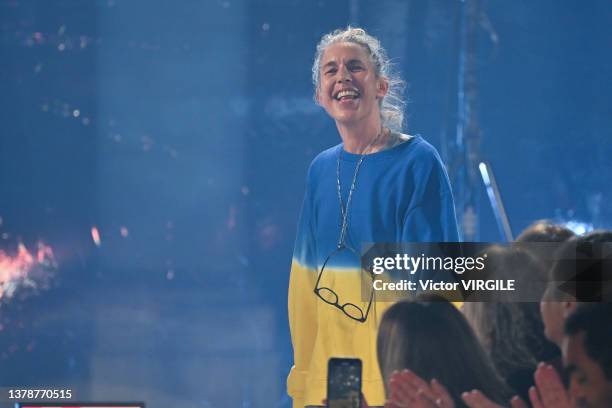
left=327, top=357, right=362, bottom=408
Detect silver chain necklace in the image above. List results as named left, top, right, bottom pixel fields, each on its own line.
left=336, top=130, right=383, bottom=248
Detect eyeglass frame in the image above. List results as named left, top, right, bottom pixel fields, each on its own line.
left=313, top=242, right=375, bottom=323
left=314, top=136, right=381, bottom=323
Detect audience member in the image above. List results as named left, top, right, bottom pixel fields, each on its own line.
left=515, top=220, right=576, bottom=285
left=516, top=220, right=575, bottom=244
left=456, top=230, right=612, bottom=408
left=562, top=303, right=612, bottom=408
left=462, top=246, right=559, bottom=401
left=540, top=230, right=612, bottom=347
left=377, top=295, right=511, bottom=408
left=460, top=303, right=612, bottom=408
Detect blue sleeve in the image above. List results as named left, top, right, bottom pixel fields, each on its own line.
left=402, top=191, right=459, bottom=242
left=287, top=163, right=320, bottom=402
left=401, top=148, right=459, bottom=242
left=292, top=164, right=318, bottom=267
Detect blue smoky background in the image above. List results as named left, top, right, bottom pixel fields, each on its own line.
left=0, top=1, right=611, bottom=407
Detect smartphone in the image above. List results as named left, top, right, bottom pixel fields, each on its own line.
left=327, top=357, right=362, bottom=408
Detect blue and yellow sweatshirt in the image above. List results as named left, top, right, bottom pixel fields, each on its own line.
left=288, top=135, right=459, bottom=407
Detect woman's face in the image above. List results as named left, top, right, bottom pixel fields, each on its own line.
left=316, top=42, right=388, bottom=127
left=540, top=299, right=565, bottom=345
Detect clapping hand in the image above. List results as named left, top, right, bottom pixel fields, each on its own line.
left=461, top=389, right=527, bottom=408
left=385, top=369, right=455, bottom=408
left=461, top=362, right=574, bottom=408
left=529, top=363, right=573, bottom=408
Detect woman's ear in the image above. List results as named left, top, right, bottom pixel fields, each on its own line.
left=562, top=300, right=577, bottom=318
left=377, top=77, right=389, bottom=99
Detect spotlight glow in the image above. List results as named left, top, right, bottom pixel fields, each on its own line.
left=91, top=226, right=101, bottom=246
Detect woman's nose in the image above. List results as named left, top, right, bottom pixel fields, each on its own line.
left=337, top=66, right=351, bottom=83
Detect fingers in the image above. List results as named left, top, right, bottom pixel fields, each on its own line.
left=510, top=395, right=529, bottom=408
left=461, top=389, right=504, bottom=408
left=414, top=392, right=442, bottom=408
left=388, top=370, right=458, bottom=408
left=388, top=372, right=417, bottom=407
left=430, top=379, right=455, bottom=408
left=533, top=363, right=571, bottom=408
left=404, top=370, right=434, bottom=396
left=387, top=370, right=439, bottom=408
left=400, top=369, right=437, bottom=401
left=529, top=385, right=544, bottom=408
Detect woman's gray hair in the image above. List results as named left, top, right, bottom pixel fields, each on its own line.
left=312, top=27, right=406, bottom=133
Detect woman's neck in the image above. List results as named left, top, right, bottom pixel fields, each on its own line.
left=337, top=120, right=389, bottom=154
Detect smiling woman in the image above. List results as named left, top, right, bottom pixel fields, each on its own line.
left=315, top=41, right=388, bottom=151
left=287, top=27, right=459, bottom=408
left=311, top=27, right=406, bottom=139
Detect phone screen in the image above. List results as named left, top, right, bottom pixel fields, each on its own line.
left=327, top=357, right=362, bottom=408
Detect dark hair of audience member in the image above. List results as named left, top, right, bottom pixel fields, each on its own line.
left=462, top=246, right=559, bottom=401
left=564, top=303, right=612, bottom=380
left=548, top=230, right=612, bottom=301
left=516, top=220, right=575, bottom=243
left=516, top=220, right=575, bottom=281
left=377, top=295, right=512, bottom=407
left=565, top=303, right=612, bottom=381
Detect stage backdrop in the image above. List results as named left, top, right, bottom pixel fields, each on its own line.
left=0, top=1, right=610, bottom=407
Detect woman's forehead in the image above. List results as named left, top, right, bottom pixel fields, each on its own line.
left=320, top=42, right=370, bottom=65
